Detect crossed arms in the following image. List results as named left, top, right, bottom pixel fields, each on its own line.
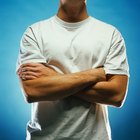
left=17, top=63, right=128, bottom=107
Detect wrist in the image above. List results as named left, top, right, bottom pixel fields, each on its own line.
left=90, top=68, right=106, bottom=83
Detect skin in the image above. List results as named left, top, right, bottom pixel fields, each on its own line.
left=17, top=0, right=128, bottom=107
left=57, top=0, right=88, bottom=22
left=18, top=63, right=106, bottom=103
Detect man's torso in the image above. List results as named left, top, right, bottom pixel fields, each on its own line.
left=19, top=16, right=117, bottom=140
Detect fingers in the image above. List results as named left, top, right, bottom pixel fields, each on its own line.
left=18, top=69, right=40, bottom=81
left=20, top=74, right=37, bottom=81
left=19, top=71, right=39, bottom=77
left=17, top=63, right=59, bottom=80
left=18, top=66, right=38, bottom=74
left=18, top=70, right=39, bottom=81
left=19, top=63, right=53, bottom=71
left=21, top=63, right=39, bottom=68
left=17, top=63, right=42, bottom=80
left=18, top=63, right=44, bottom=74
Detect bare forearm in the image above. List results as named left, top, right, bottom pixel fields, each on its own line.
left=75, top=75, right=128, bottom=107
left=75, top=82, right=119, bottom=106
left=22, top=68, right=105, bottom=102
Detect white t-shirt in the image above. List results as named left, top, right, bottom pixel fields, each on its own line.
left=16, top=15, right=129, bottom=140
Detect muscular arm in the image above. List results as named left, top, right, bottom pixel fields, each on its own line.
left=75, top=74, right=128, bottom=107
left=18, top=63, right=105, bottom=103
left=18, top=63, right=128, bottom=107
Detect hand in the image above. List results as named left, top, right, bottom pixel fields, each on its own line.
left=17, top=63, right=60, bottom=81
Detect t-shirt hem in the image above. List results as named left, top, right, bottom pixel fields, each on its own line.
left=104, top=69, right=130, bottom=77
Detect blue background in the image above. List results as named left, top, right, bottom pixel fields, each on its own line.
left=0, top=0, right=140, bottom=140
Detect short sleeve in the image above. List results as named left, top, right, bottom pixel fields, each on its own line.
left=104, top=28, right=129, bottom=77
left=16, top=27, right=46, bottom=72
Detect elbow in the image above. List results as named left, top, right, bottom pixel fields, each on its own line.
left=22, top=83, right=37, bottom=103
left=24, top=95, right=33, bottom=103
left=25, top=94, right=34, bottom=103
left=111, top=91, right=126, bottom=108
left=113, top=99, right=124, bottom=108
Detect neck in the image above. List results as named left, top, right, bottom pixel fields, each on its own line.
left=57, top=2, right=89, bottom=23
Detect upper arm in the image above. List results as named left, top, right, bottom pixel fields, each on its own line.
left=104, top=28, right=129, bottom=77
left=18, top=77, right=39, bottom=103
left=91, top=74, right=129, bottom=107
left=106, top=74, right=128, bottom=96
left=16, top=26, right=46, bottom=102
left=18, top=78, right=31, bottom=103
left=16, top=26, right=46, bottom=73
left=103, top=28, right=129, bottom=104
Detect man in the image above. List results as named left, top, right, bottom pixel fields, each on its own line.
left=16, top=0, right=129, bottom=140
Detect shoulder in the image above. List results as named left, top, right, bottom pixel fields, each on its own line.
left=24, top=16, right=54, bottom=34
left=33, top=17, right=54, bottom=29
left=22, top=16, right=54, bottom=39
left=90, top=16, right=115, bottom=30
left=89, top=16, right=118, bottom=35
left=89, top=16, right=124, bottom=41
left=31, top=17, right=53, bottom=28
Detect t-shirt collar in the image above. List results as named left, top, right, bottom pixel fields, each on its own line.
left=54, top=15, right=91, bottom=29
